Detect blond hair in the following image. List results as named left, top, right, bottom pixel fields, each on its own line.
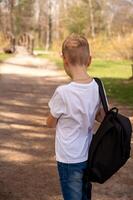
left=62, top=33, right=90, bottom=66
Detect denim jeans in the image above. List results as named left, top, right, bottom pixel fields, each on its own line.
left=57, top=161, right=92, bottom=200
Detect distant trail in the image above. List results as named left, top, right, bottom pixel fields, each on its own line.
left=0, top=47, right=65, bottom=78
left=0, top=50, right=132, bottom=200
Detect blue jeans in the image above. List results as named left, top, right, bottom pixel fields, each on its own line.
left=57, top=161, right=92, bottom=200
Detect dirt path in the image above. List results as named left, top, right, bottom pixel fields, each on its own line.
left=0, top=52, right=132, bottom=200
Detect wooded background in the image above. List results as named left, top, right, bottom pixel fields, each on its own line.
left=0, top=0, right=133, bottom=59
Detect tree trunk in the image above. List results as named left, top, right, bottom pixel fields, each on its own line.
left=10, top=0, right=14, bottom=33
left=88, top=0, right=95, bottom=38
left=45, top=0, right=52, bottom=50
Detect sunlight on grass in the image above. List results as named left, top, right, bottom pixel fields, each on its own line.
left=89, top=59, right=132, bottom=79
left=89, top=60, right=133, bottom=107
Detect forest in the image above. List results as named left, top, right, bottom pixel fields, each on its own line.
left=0, top=0, right=132, bottom=60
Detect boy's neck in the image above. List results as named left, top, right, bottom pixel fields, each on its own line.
left=70, top=66, right=92, bottom=83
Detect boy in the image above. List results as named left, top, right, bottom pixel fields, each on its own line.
left=46, top=34, right=105, bottom=200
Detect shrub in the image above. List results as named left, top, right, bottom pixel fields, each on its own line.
left=111, top=33, right=133, bottom=61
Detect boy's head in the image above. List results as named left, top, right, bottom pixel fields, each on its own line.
left=62, top=33, right=91, bottom=68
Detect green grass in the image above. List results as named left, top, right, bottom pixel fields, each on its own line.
left=0, top=53, right=12, bottom=61
left=89, top=59, right=133, bottom=106
left=90, top=59, right=132, bottom=79
left=38, top=53, right=133, bottom=107
left=101, top=78, right=133, bottom=106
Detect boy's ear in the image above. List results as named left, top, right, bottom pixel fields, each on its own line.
left=63, top=54, right=68, bottom=65
left=87, top=55, right=92, bottom=66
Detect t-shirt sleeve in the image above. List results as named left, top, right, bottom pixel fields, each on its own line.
left=48, top=88, right=65, bottom=119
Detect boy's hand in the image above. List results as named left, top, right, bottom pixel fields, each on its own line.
left=95, top=108, right=105, bottom=123
left=46, top=113, right=58, bottom=128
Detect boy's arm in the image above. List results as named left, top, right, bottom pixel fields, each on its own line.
left=95, top=107, right=105, bottom=123
left=46, top=113, right=58, bottom=128
left=46, top=87, right=65, bottom=128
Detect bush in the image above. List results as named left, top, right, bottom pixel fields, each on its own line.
left=89, top=35, right=113, bottom=59
left=111, top=33, right=133, bottom=61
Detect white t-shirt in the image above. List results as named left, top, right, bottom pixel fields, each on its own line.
left=48, top=79, right=102, bottom=163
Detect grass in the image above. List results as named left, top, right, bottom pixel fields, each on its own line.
left=38, top=53, right=133, bottom=107
left=89, top=59, right=133, bottom=106
left=101, top=78, right=133, bottom=106
left=0, top=53, right=12, bottom=62
left=90, top=59, right=132, bottom=78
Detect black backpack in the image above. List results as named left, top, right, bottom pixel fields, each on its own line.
left=85, top=78, right=132, bottom=184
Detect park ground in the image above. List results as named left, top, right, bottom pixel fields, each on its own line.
left=0, top=51, right=133, bottom=200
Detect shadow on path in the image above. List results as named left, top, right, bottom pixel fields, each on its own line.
left=0, top=54, right=67, bottom=200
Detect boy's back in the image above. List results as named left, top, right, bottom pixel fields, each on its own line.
left=49, top=79, right=100, bottom=163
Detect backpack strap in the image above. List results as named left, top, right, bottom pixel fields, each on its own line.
left=94, top=77, right=108, bottom=114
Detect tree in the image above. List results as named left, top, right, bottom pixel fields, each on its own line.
left=88, top=0, right=95, bottom=38
left=111, top=0, right=133, bottom=35
left=64, top=0, right=106, bottom=37
left=35, top=0, right=53, bottom=49
left=64, top=2, right=89, bottom=35
left=45, top=0, right=52, bottom=49
left=14, top=0, right=35, bottom=35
